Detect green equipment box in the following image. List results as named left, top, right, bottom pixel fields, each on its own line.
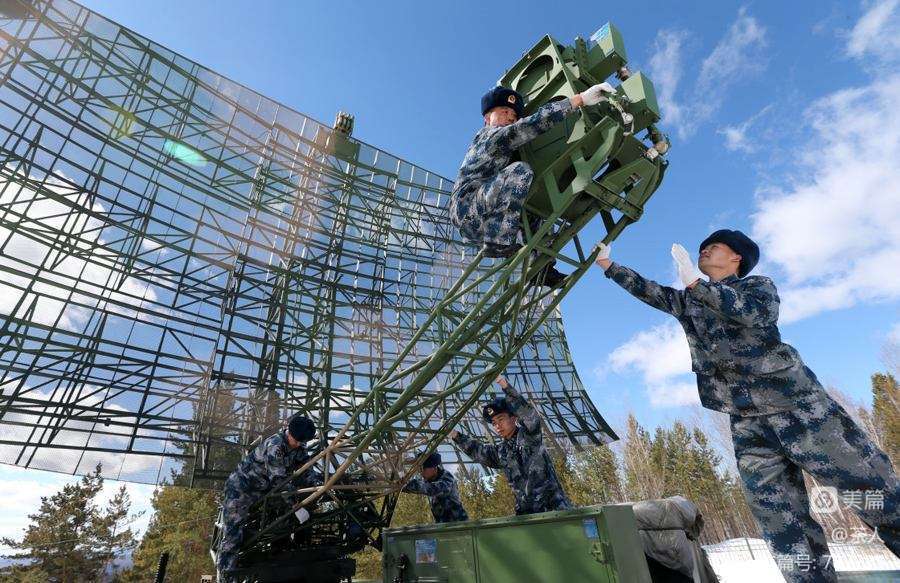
left=381, top=505, right=651, bottom=583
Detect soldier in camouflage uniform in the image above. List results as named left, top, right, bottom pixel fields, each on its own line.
left=216, top=414, right=318, bottom=582
left=595, top=230, right=900, bottom=583
left=402, top=451, right=469, bottom=523
left=449, top=83, right=613, bottom=263
left=450, top=375, right=571, bottom=515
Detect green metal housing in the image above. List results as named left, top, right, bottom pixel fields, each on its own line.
left=498, top=23, right=663, bottom=222
left=382, top=505, right=651, bottom=583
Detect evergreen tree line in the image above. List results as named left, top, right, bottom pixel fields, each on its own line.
left=3, top=374, right=896, bottom=581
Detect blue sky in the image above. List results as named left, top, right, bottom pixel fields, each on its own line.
left=2, top=0, right=899, bottom=548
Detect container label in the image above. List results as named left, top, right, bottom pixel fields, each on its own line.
left=583, top=518, right=599, bottom=539
left=415, top=538, right=437, bottom=564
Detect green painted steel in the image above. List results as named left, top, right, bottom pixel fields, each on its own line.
left=499, top=23, right=663, bottom=222
left=283, top=23, right=670, bottom=534
left=382, top=505, right=651, bottom=583
left=0, top=0, right=669, bottom=565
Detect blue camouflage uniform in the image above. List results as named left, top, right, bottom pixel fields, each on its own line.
left=403, top=467, right=469, bottom=523
left=217, top=431, right=313, bottom=579
left=449, top=99, right=575, bottom=247
left=604, top=262, right=900, bottom=583
left=452, top=382, right=572, bottom=515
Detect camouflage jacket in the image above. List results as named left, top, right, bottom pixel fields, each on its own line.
left=224, top=431, right=312, bottom=500
left=403, top=468, right=469, bottom=523
left=450, top=100, right=574, bottom=211
left=605, top=263, right=827, bottom=415
left=452, top=383, right=572, bottom=515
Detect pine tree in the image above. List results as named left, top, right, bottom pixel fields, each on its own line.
left=465, top=470, right=517, bottom=519
left=871, top=373, right=899, bottom=467
left=559, top=445, right=623, bottom=506
left=0, top=464, right=136, bottom=581
left=118, top=486, right=220, bottom=582
left=120, top=380, right=242, bottom=581
left=621, top=414, right=663, bottom=501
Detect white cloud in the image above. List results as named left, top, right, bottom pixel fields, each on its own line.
left=607, top=322, right=699, bottom=408
left=846, top=0, right=900, bottom=64
left=717, top=104, right=773, bottom=153
left=609, top=322, right=692, bottom=383
left=750, top=74, right=900, bottom=323
left=651, top=8, right=768, bottom=140
left=649, top=381, right=701, bottom=408
left=647, top=29, right=690, bottom=130
left=0, top=385, right=165, bottom=480
left=889, top=322, right=900, bottom=344
left=718, top=125, right=753, bottom=153
left=0, top=168, right=159, bottom=330
left=697, top=8, right=768, bottom=94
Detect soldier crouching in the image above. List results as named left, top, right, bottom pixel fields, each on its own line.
left=449, top=82, right=615, bottom=287
left=402, top=451, right=469, bottom=523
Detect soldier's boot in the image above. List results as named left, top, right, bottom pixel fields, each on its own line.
left=481, top=241, right=522, bottom=258
left=531, top=263, right=567, bottom=289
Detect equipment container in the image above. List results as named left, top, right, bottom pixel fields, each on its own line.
left=382, top=504, right=651, bottom=583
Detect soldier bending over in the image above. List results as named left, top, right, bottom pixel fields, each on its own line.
left=595, top=229, right=900, bottom=583
left=217, top=414, right=318, bottom=582
left=402, top=451, right=469, bottom=523
left=450, top=376, right=571, bottom=515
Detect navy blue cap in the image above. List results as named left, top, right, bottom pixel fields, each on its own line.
left=288, top=414, right=316, bottom=441
left=420, top=451, right=442, bottom=469
left=699, top=229, right=760, bottom=277
left=481, top=86, right=525, bottom=118
left=482, top=396, right=515, bottom=422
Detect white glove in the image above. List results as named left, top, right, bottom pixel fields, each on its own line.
left=671, top=244, right=704, bottom=287
left=595, top=242, right=611, bottom=261
left=594, top=242, right=612, bottom=269
left=580, top=82, right=615, bottom=106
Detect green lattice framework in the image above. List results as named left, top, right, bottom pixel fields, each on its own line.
left=0, top=0, right=669, bottom=552
left=0, top=0, right=636, bottom=497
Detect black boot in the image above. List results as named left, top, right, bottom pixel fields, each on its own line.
left=529, top=263, right=568, bottom=289
left=481, top=242, right=522, bottom=258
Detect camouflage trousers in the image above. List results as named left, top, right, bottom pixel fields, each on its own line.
left=217, top=484, right=255, bottom=581
left=451, top=161, right=533, bottom=247
left=731, top=393, right=900, bottom=583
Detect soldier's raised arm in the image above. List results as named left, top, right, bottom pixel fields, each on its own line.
left=596, top=243, right=685, bottom=316
left=450, top=430, right=502, bottom=469
left=485, top=99, right=573, bottom=154
left=496, top=376, right=541, bottom=435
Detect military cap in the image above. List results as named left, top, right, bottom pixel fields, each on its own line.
left=420, top=451, right=442, bottom=469
left=699, top=229, right=760, bottom=277
left=481, top=86, right=525, bottom=118
left=288, top=414, right=316, bottom=442
left=482, top=396, right=515, bottom=422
